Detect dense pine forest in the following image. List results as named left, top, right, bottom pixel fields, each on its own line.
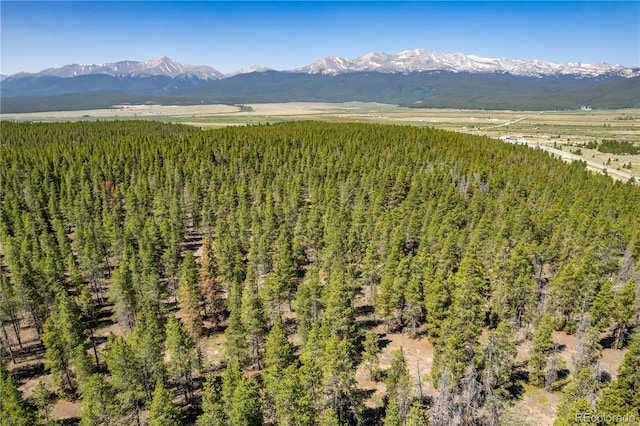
left=1, top=121, right=639, bottom=425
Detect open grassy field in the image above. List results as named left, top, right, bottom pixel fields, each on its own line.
left=3, top=102, right=639, bottom=181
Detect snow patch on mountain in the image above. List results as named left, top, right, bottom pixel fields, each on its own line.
left=13, top=56, right=224, bottom=80
left=5, top=50, right=639, bottom=82
left=295, top=49, right=640, bottom=78
left=226, top=65, right=274, bottom=77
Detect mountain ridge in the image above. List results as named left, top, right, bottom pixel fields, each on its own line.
left=6, top=56, right=224, bottom=80
left=2, top=49, right=639, bottom=113
left=295, top=49, right=639, bottom=78
left=4, top=49, right=639, bottom=80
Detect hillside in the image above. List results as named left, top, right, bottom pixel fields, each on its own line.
left=3, top=72, right=637, bottom=113
left=1, top=121, right=639, bottom=425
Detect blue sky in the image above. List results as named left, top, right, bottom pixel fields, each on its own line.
left=1, top=1, right=639, bottom=75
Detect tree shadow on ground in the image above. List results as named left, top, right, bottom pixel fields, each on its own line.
left=599, top=334, right=616, bottom=349
left=362, top=405, right=384, bottom=425
left=12, top=361, right=45, bottom=382
left=378, top=337, right=391, bottom=350
left=354, top=305, right=375, bottom=317
left=356, top=317, right=382, bottom=330
left=505, top=363, right=527, bottom=400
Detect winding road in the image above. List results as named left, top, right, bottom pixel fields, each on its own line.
left=504, top=139, right=637, bottom=183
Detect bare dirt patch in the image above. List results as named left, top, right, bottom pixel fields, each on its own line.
left=51, top=398, right=82, bottom=422
left=506, top=383, right=562, bottom=426
left=357, top=326, right=435, bottom=410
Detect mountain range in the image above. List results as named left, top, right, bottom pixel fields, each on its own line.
left=295, top=49, right=639, bottom=78
left=2, top=49, right=639, bottom=113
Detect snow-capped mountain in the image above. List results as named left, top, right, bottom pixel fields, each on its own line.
left=11, top=56, right=224, bottom=80
left=3, top=50, right=638, bottom=113
left=5, top=50, right=638, bottom=81
left=295, top=49, right=639, bottom=78
left=226, top=65, right=274, bottom=77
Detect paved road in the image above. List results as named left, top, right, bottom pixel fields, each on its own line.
left=537, top=145, right=636, bottom=183
left=480, top=111, right=545, bottom=130
left=503, top=139, right=637, bottom=184
left=481, top=110, right=637, bottom=183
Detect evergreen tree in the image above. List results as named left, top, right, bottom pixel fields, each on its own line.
left=109, top=255, right=137, bottom=331
left=589, top=281, right=615, bottom=331
left=294, top=267, right=324, bottom=346
left=434, top=249, right=485, bottom=385
left=423, top=273, right=451, bottom=341
left=360, top=240, right=382, bottom=304
left=611, top=278, right=637, bottom=348
left=104, top=334, right=143, bottom=422
left=42, top=290, right=90, bottom=393
left=554, top=368, right=600, bottom=425
left=180, top=252, right=200, bottom=295
left=269, top=227, right=298, bottom=311
left=482, top=320, right=517, bottom=398
left=298, top=323, right=326, bottom=422
left=263, top=316, right=303, bottom=424
left=480, top=320, right=518, bottom=425
left=405, top=401, right=429, bottom=426
left=548, top=265, right=585, bottom=332
left=385, top=348, right=413, bottom=424
left=0, top=274, right=22, bottom=363
left=553, top=399, right=596, bottom=426
left=80, top=374, right=117, bottom=426
left=214, top=215, right=246, bottom=291
left=222, top=359, right=244, bottom=416
left=164, top=316, right=200, bottom=403
left=271, top=364, right=314, bottom=426
left=263, top=315, right=294, bottom=405
left=78, top=285, right=100, bottom=369
left=491, top=241, right=537, bottom=329
left=403, top=259, right=425, bottom=337
left=376, top=229, right=403, bottom=328
left=71, top=343, right=95, bottom=394
left=199, top=236, right=225, bottom=326
left=32, top=381, right=55, bottom=425
left=317, top=408, right=345, bottom=426
left=0, top=364, right=32, bottom=426
left=322, top=335, right=361, bottom=424
left=42, top=316, right=75, bottom=392
left=383, top=397, right=403, bottom=426
left=530, top=313, right=555, bottom=387
left=148, top=381, right=181, bottom=426
left=361, top=329, right=381, bottom=380
left=128, top=308, right=165, bottom=401
left=197, top=374, right=229, bottom=426
left=596, top=335, right=640, bottom=419
left=321, top=269, right=356, bottom=341
left=231, top=377, right=263, bottom=426
left=241, top=267, right=267, bottom=369
left=224, top=282, right=248, bottom=365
